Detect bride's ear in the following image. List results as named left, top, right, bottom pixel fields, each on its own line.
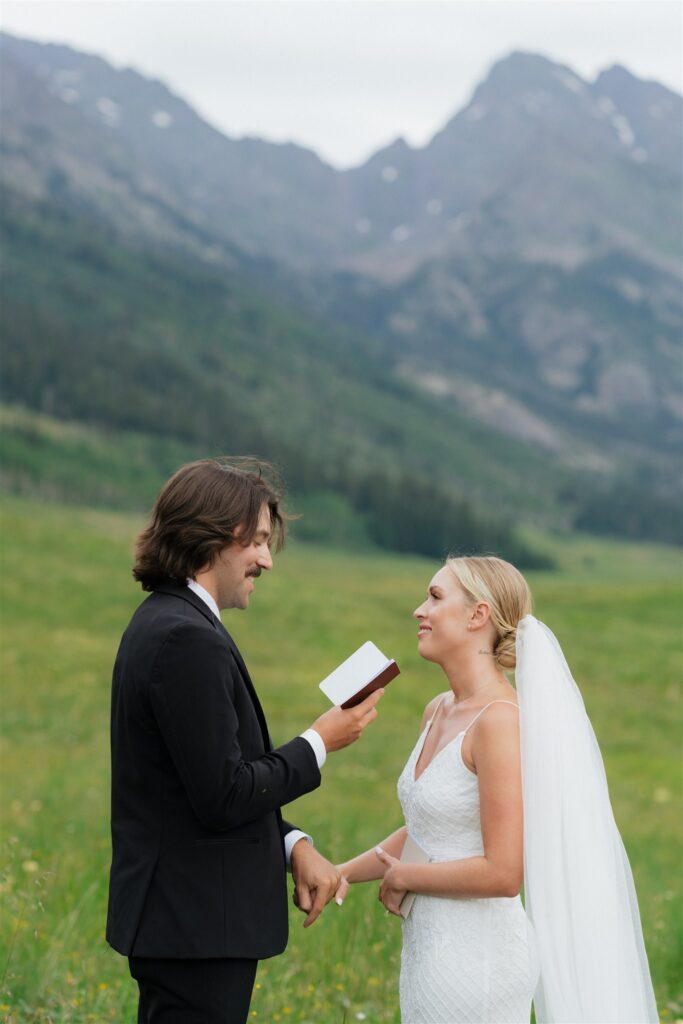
left=468, top=602, right=492, bottom=631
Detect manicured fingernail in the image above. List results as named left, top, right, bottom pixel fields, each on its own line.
left=375, top=846, right=384, bottom=855
left=335, top=898, right=343, bottom=906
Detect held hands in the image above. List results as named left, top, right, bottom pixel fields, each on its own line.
left=375, top=846, right=407, bottom=917
left=290, top=839, right=341, bottom=928
left=293, top=689, right=388, bottom=925
left=333, top=870, right=350, bottom=906
left=311, top=689, right=384, bottom=753
left=317, top=847, right=406, bottom=920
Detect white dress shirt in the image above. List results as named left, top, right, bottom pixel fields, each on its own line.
left=186, top=579, right=324, bottom=865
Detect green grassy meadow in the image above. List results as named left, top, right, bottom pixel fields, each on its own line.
left=0, top=494, right=681, bottom=1023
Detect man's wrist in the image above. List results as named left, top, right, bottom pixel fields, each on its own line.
left=284, top=829, right=313, bottom=870
left=300, top=728, right=327, bottom=768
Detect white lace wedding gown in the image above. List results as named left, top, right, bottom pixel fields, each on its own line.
left=396, top=700, right=539, bottom=1024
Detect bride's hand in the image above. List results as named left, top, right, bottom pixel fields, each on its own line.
left=375, top=846, right=406, bottom=917
left=333, top=869, right=350, bottom=906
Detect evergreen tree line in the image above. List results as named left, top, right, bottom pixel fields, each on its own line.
left=2, top=297, right=551, bottom=566
left=570, top=477, right=683, bottom=547
left=2, top=191, right=678, bottom=559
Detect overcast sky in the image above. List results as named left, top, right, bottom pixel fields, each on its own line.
left=2, top=0, right=681, bottom=168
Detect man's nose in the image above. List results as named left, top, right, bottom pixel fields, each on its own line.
left=258, top=546, right=273, bottom=571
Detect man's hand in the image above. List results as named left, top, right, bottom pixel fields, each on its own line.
left=311, top=689, right=384, bottom=753
left=290, top=839, right=341, bottom=928
left=376, top=846, right=407, bottom=917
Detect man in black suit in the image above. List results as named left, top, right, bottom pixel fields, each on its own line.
left=106, top=458, right=383, bottom=1023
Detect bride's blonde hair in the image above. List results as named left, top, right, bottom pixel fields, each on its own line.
left=445, top=556, right=533, bottom=670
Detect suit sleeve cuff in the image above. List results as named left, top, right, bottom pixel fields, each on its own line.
left=284, top=829, right=313, bottom=869
left=300, top=728, right=327, bottom=769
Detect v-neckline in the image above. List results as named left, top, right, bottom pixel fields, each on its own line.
left=411, top=729, right=464, bottom=782
left=412, top=696, right=520, bottom=782
left=413, top=721, right=465, bottom=783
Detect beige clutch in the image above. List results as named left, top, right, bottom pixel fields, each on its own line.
left=399, top=833, right=431, bottom=919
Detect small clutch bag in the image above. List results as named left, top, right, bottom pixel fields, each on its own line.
left=398, top=833, right=431, bottom=919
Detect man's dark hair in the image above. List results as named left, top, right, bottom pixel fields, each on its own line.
left=133, top=457, right=286, bottom=591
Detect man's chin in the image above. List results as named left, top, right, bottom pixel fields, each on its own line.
left=229, top=580, right=255, bottom=610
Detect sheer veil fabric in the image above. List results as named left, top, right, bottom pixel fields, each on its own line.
left=515, top=615, right=658, bottom=1024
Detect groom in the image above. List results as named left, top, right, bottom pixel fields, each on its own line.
left=106, top=457, right=383, bottom=1023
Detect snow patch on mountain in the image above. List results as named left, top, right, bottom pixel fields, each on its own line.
left=555, top=69, right=585, bottom=94
left=612, top=113, right=635, bottom=147
left=465, top=104, right=487, bottom=122
left=391, top=225, right=411, bottom=243
left=97, top=97, right=121, bottom=127
left=152, top=110, right=173, bottom=129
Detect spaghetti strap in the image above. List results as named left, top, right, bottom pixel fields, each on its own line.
left=425, top=694, right=448, bottom=733
left=463, top=699, right=519, bottom=735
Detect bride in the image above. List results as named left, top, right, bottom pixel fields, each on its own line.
left=334, top=555, right=658, bottom=1024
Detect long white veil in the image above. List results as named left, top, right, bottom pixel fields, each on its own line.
left=515, top=615, right=658, bottom=1023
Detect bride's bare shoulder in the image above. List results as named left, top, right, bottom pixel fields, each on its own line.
left=465, top=699, right=521, bottom=773
left=470, top=699, right=521, bottom=748
left=419, top=692, right=450, bottom=733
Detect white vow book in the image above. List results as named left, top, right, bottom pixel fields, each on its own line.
left=399, top=833, right=431, bottom=919
left=319, top=641, right=400, bottom=709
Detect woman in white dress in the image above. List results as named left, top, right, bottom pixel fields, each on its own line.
left=335, top=556, right=657, bottom=1024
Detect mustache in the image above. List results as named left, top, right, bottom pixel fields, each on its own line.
left=246, top=567, right=262, bottom=578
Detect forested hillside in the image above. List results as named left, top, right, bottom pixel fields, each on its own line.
left=1, top=32, right=681, bottom=551
left=1, top=190, right=560, bottom=564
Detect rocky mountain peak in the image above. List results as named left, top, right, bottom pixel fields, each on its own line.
left=472, top=50, right=589, bottom=107
left=1, top=30, right=681, bottom=537
left=484, top=50, right=586, bottom=89
left=592, top=61, right=682, bottom=170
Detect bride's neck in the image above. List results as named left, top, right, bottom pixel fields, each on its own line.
left=439, top=647, right=507, bottom=703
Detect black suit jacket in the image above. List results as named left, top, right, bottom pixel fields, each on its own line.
left=105, top=580, right=321, bottom=959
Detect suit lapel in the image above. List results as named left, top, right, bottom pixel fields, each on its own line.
left=153, top=580, right=272, bottom=750
left=214, top=619, right=272, bottom=752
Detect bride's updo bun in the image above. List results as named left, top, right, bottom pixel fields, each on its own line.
left=492, top=628, right=518, bottom=671
left=445, top=556, right=533, bottom=671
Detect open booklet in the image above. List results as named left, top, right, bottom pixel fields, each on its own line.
left=319, top=641, right=400, bottom=709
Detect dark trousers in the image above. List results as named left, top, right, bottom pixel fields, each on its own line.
left=129, top=956, right=258, bottom=1024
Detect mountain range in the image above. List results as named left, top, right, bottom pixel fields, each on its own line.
left=1, top=31, right=681, bottom=551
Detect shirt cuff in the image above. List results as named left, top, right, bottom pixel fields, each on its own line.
left=300, top=728, right=327, bottom=769
left=284, top=829, right=313, bottom=868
